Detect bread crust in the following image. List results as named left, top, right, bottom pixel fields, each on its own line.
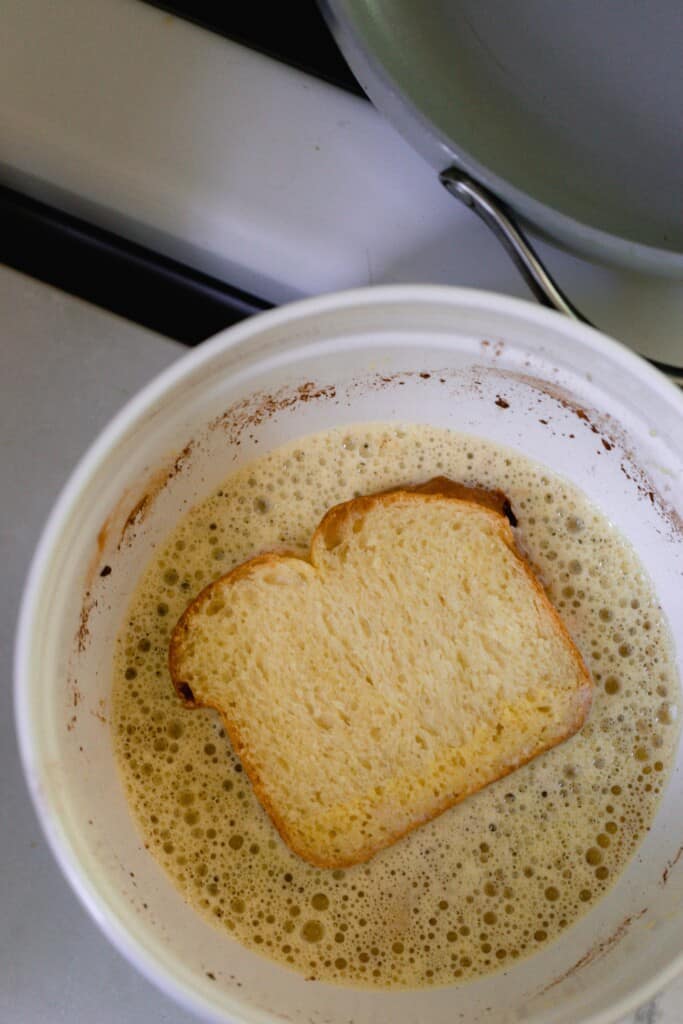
left=169, top=479, right=593, bottom=868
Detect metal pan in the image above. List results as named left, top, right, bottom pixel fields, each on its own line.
left=321, top=1, right=683, bottom=301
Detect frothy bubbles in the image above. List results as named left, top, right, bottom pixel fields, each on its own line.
left=112, top=424, right=679, bottom=988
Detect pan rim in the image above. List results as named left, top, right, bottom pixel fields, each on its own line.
left=320, top=0, right=683, bottom=277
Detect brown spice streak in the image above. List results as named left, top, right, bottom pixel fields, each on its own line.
left=77, top=596, right=95, bottom=652
left=661, top=843, right=683, bottom=885
left=119, top=442, right=195, bottom=546
left=540, top=908, right=647, bottom=994
left=121, top=494, right=151, bottom=538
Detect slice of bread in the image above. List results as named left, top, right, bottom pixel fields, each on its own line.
left=169, top=479, right=592, bottom=868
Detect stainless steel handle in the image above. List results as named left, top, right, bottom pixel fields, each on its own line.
left=439, top=167, right=593, bottom=326
left=440, top=167, right=683, bottom=386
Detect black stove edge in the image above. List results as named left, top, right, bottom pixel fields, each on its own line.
left=2, top=184, right=682, bottom=382
left=142, top=1, right=366, bottom=99
left=0, top=185, right=272, bottom=345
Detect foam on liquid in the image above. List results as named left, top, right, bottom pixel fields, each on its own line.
left=112, top=424, right=680, bottom=988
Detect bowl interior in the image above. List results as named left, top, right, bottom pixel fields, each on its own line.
left=16, top=288, right=683, bottom=1024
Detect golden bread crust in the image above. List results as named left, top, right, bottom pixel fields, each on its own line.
left=169, top=479, right=592, bottom=868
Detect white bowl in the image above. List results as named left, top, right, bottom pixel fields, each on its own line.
left=15, top=286, right=683, bottom=1024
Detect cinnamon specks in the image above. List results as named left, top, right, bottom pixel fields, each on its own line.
left=481, top=339, right=505, bottom=359
left=366, top=371, right=451, bottom=393
left=168, top=441, right=195, bottom=482
left=213, top=382, right=337, bottom=447
left=77, top=596, right=96, bottom=653
left=487, top=369, right=682, bottom=539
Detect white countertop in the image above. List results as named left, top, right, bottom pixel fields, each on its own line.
left=2, top=265, right=683, bottom=1022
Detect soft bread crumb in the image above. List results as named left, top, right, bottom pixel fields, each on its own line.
left=169, top=480, right=592, bottom=868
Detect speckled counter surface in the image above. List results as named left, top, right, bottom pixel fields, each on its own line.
left=1, top=266, right=681, bottom=1023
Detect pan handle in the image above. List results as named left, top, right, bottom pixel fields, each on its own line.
left=440, top=168, right=683, bottom=385
left=439, top=168, right=592, bottom=327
